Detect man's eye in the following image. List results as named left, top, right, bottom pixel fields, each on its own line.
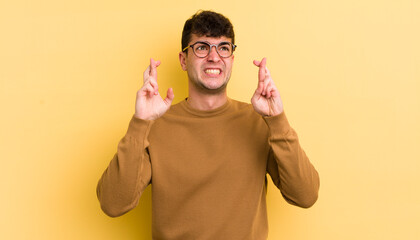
left=196, top=45, right=208, bottom=51
left=219, top=46, right=229, bottom=51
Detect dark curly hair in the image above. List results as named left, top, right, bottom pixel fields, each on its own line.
left=181, top=10, right=235, bottom=52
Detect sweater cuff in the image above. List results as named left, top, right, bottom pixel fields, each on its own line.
left=263, top=111, right=292, bottom=135
left=126, top=115, right=155, bottom=138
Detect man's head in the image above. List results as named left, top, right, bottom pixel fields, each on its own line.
left=179, top=11, right=236, bottom=95
left=181, top=10, right=235, bottom=53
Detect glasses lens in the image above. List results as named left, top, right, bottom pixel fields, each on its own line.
left=193, top=43, right=210, bottom=57
left=217, top=43, right=233, bottom=58
left=191, top=42, right=234, bottom=58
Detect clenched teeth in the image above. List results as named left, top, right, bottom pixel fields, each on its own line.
left=205, top=69, right=221, bottom=74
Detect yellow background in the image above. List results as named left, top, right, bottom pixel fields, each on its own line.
left=1, top=0, right=419, bottom=239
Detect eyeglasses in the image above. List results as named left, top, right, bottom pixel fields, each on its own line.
left=182, top=41, right=237, bottom=58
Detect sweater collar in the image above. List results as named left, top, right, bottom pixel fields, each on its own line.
left=180, top=98, right=232, bottom=117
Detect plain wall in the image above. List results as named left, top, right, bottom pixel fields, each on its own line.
left=1, top=0, right=419, bottom=239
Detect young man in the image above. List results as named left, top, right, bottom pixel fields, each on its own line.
left=97, top=10, right=319, bottom=240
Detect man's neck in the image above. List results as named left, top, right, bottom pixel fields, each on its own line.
left=186, top=91, right=228, bottom=111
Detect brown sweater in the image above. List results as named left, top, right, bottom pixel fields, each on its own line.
left=97, top=98, right=319, bottom=240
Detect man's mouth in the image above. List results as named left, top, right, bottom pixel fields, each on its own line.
left=204, top=68, right=221, bottom=75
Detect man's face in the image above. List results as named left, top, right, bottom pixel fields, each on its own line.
left=179, top=34, right=234, bottom=94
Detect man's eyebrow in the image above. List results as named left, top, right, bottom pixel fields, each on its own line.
left=197, top=41, right=230, bottom=44
left=195, top=41, right=213, bottom=45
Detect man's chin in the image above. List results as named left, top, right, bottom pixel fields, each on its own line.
left=197, top=81, right=228, bottom=94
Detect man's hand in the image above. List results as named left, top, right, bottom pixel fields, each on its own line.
left=134, top=58, right=174, bottom=120
left=251, top=58, right=284, bottom=116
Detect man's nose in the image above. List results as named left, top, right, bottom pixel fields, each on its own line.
left=207, top=46, right=221, bottom=62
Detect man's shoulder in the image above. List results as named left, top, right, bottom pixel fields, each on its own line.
left=164, top=99, right=187, bottom=116
left=228, top=98, right=259, bottom=116
left=229, top=98, right=252, bottom=110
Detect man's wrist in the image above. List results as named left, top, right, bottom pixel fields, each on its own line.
left=263, top=111, right=291, bottom=135
left=134, top=111, right=156, bottom=121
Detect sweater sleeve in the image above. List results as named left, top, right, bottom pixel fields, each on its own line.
left=264, top=112, right=320, bottom=208
left=96, top=116, right=154, bottom=217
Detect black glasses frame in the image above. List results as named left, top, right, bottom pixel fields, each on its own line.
left=182, top=41, right=237, bottom=58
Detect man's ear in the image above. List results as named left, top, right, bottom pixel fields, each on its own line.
left=179, top=51, right=187, bottom=71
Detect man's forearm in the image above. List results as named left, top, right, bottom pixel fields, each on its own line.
left=264, top=112, right=320, bottom=208
left=97, top=116, right=154, bottom=217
